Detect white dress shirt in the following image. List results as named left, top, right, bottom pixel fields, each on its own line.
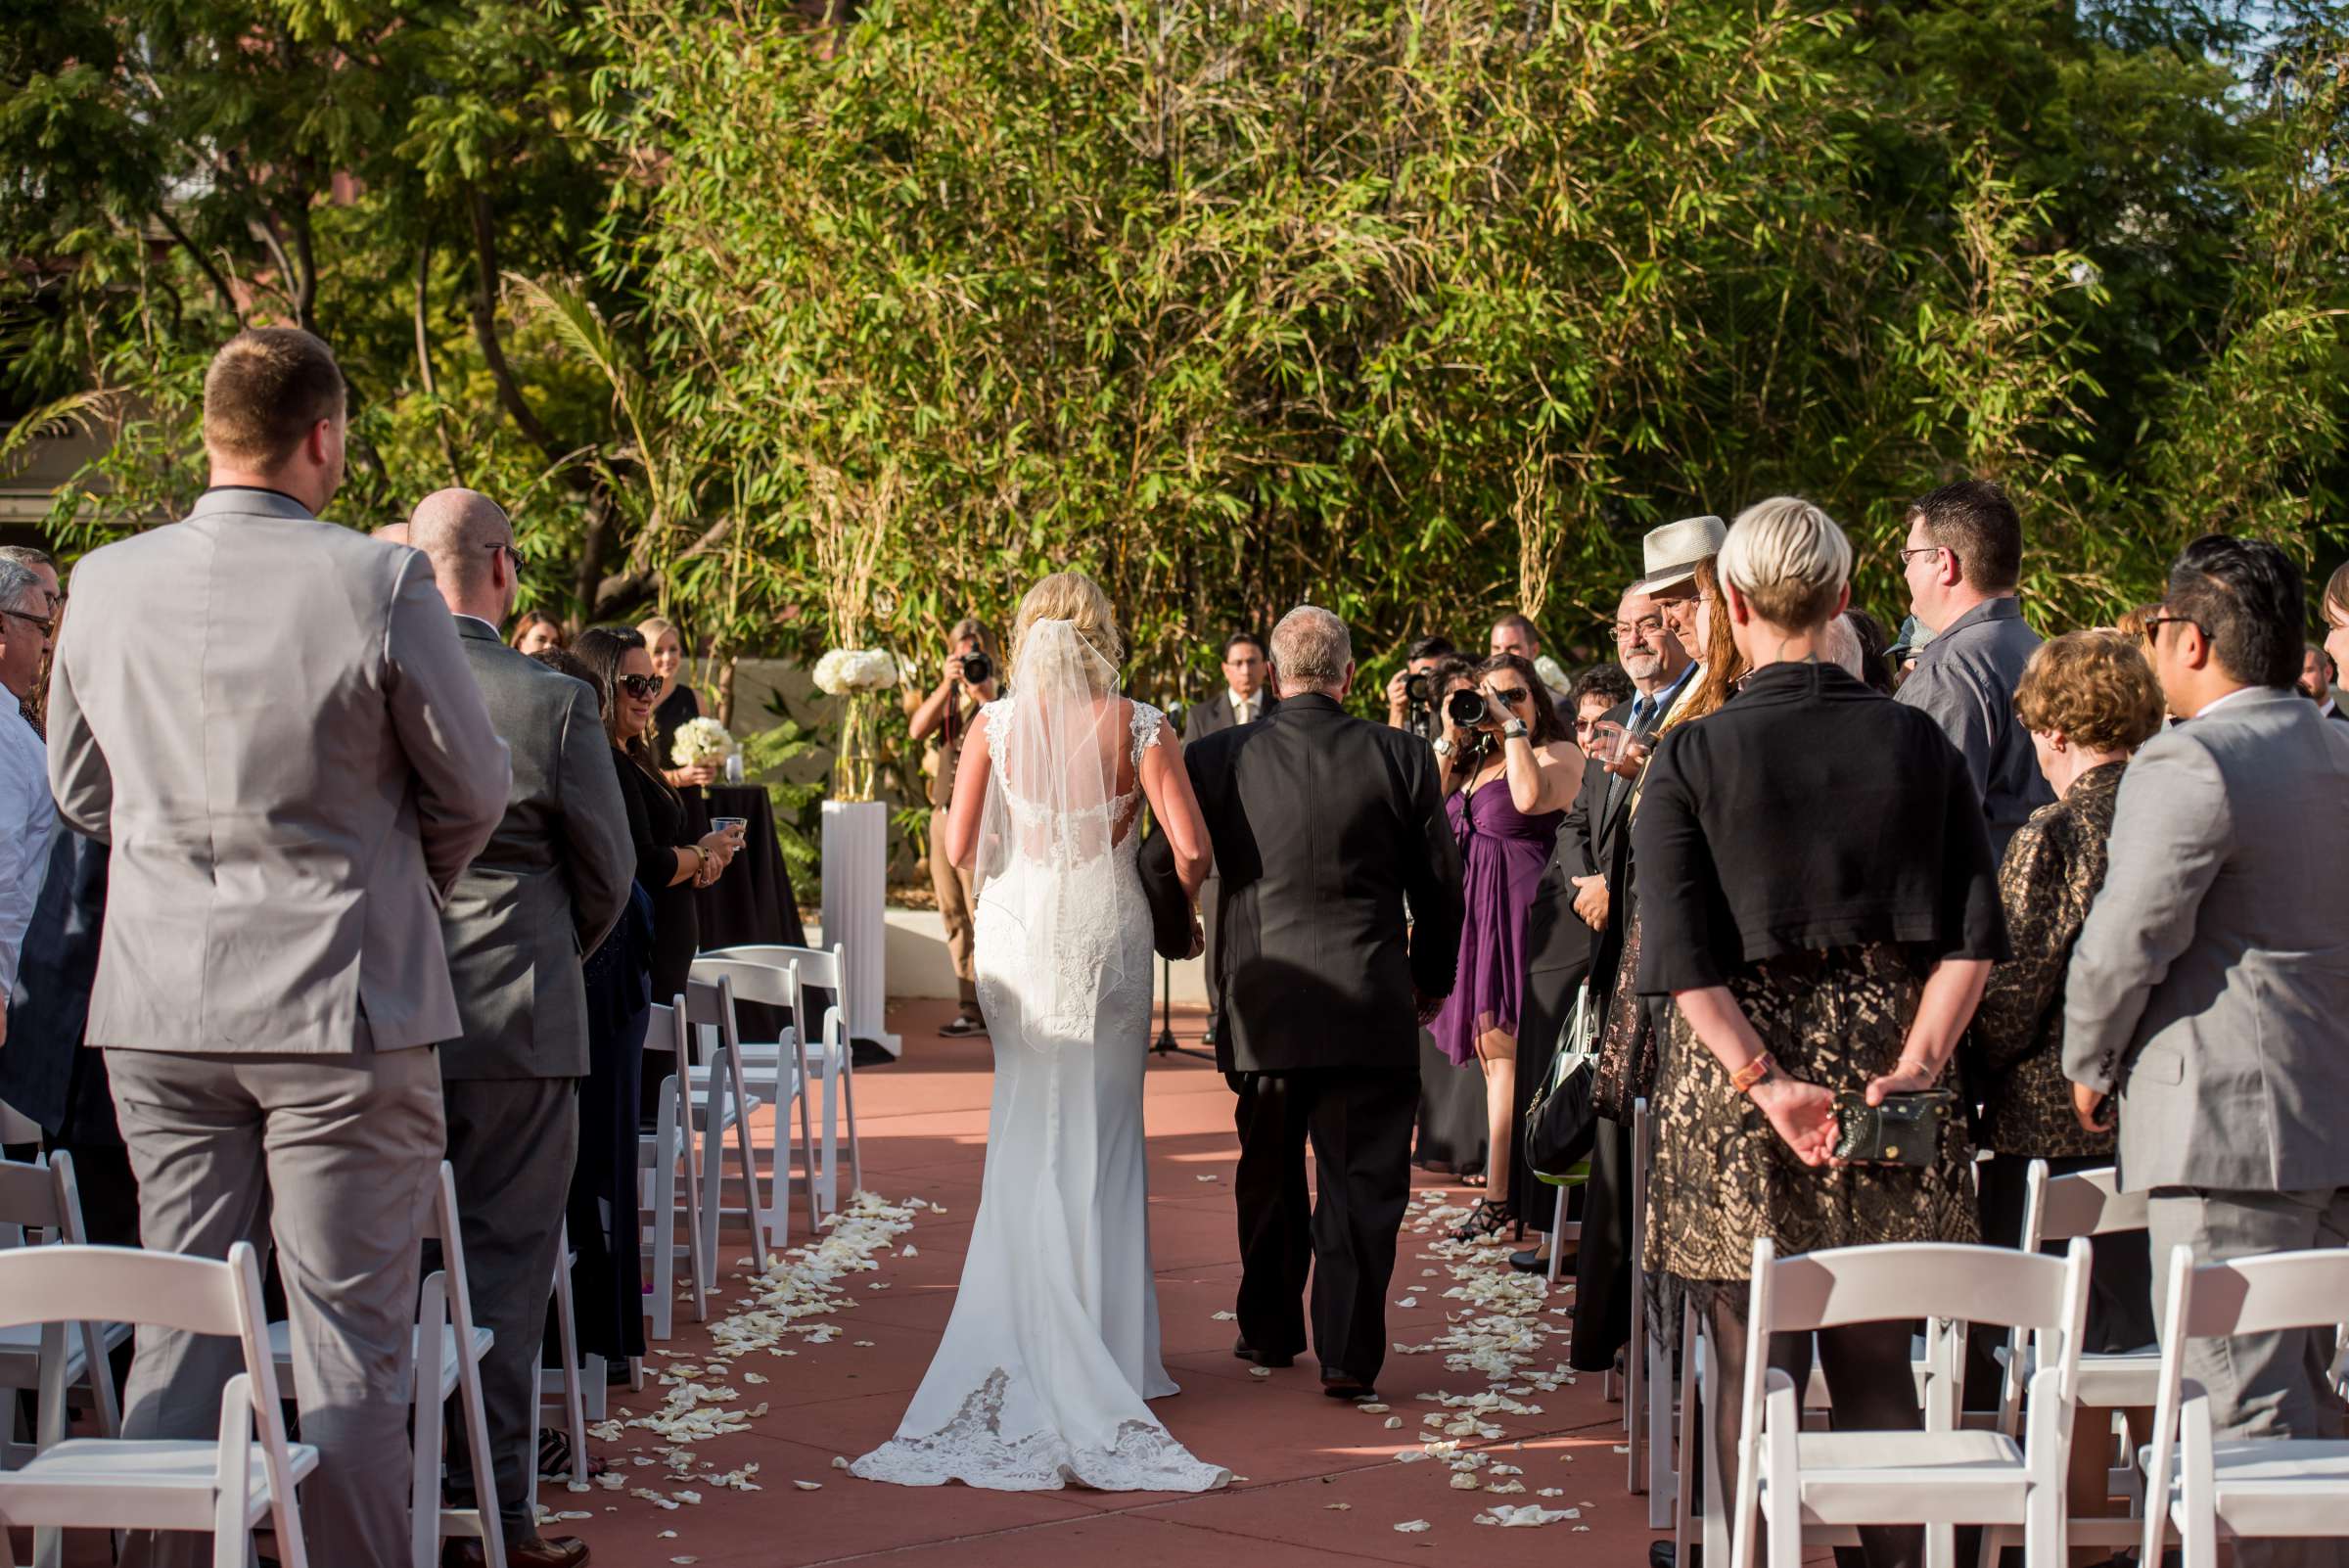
left=0, top=711, right=59, bottom=995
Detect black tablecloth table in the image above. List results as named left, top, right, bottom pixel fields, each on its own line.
left=684, top=785, right=817, bottom=1041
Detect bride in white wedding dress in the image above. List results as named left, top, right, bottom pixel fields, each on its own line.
left=851, top=572, right=1229, bottom=1493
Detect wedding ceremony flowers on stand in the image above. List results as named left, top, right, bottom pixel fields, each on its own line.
left=813, top=646, right=905, bottom=1060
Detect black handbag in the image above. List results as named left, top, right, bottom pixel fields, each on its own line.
left=1524, top=987, right=1602, bottom=1179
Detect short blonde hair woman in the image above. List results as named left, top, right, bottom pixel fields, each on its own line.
left=634, top=614, right=710, bottom=790
left=1634, top=496, right=2005, bottom=1568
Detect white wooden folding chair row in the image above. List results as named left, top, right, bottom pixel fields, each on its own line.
left=1732, top=1236, right=2091, bottom=1568
left=260, top=1161, right=504, bottom=1568
left=696, top=944, right=861, bottom=1226
left=2139, top=1246, right=2349, bottom=1568
left=0, top=1155, right=125, bottom=1470
left=531, top=1222, right=590, bottom=1510
left=679, top=975, right=773, bottom=1283
left=0, top=1241, right=317, bottom=1568
left=639, top=1002, right=709, bottom=1342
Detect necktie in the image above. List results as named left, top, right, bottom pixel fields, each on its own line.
left=1631, top=695, right=1652, bottom=734
left=1236, top=697, right=1252, bottom=725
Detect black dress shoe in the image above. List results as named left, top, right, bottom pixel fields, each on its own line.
left=1320, top=1374, right=1375, bottom=1400
left=1231, top=1335, right=1294, bottom=1368
left=1508, top=1246, right=1549, bottom=1274
left=1648, top=1541, right=1699, bottom=1568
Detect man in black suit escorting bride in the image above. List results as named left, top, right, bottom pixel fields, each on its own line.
left=1177, top=605, right=1464, bottom=1399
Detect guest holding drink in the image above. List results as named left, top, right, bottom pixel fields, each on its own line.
left=638, top=615, right=712, bottom=789
left=575, top=626, right=742, bottom=1111
left=1433, top=652, right=1582, bottom=1241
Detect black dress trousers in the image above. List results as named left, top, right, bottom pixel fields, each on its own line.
left=1231, top=1067, right=1419, bottom=1387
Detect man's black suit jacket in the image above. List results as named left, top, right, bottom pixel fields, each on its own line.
left=1528, top=698, right=1635, bottom=984
left=1182, top=688, right=1279, bottom=744
left=1171, top=692, right=1462, bottom=1076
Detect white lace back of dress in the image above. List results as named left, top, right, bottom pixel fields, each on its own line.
left=973, top=621, right=1158, bottom=1051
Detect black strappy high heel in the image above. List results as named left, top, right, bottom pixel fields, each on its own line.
left=1450, top=1196, right=1515, bottom=1243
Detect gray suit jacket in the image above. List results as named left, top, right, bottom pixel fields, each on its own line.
left=438, top=621, right=633, bottom=1081
left=46, top=488, right=510, bottom=1055
left=1896, top=597, right=2054, bottom=861
left=2061, top=686, right=2349, bottom=1193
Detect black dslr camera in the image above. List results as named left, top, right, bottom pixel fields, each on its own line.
left=1830, top=1088, right=1958, bottom=1167
left=1404, top=670, right=1434, bottom=707
left=957, top=651, right=994, bottom=687
left=1446, top=687, right=1491, bottom=729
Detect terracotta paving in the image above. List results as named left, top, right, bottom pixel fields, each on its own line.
left=557, top=996, right=1664, bottom=1568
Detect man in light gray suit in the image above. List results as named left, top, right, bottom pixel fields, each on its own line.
left=2065, top=534, right=2349, bottom=1568
left=46, top=328, right=511, bottom=1568
left=408, top=488, right=631, bottom=1568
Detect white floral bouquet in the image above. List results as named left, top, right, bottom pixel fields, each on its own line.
left=670, top=715, right=735, bottom=767
left=811, top=648, right=903, bottom=696
left=1533, top=654, right=1571, bottom=697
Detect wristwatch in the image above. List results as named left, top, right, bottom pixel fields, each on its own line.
left=1431, top=737, right=1456, bottom=758
left=1729, top=1052, right=1775, bottom=1096
left=1500, top=719, right=1529, bottom=740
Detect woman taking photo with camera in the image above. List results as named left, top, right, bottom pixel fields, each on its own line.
left=1634, top=498, right=2004, bottom=1568
left=1432, top=651, right=1583, bottom=1241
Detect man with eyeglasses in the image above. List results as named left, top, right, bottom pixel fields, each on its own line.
left=2064, top=537, right=2349, bottom=1568
left=407, top=488, right=630, bottom=1568
left=1894, top=478, right=2051, bottom=859
left=0, top=559, right=60, bottom=1046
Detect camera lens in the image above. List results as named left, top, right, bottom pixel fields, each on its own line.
left=1404, top=672, right=1431, bottom=704
left=1445, top=688, right=1488, bottom=728
left=959, top=652, right=993, bottom=686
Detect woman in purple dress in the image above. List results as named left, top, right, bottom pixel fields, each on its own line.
left=1434, top=652, right=1585, bottom=1240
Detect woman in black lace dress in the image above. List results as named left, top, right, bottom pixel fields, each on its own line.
left=1633, top=498, right=2004, bottom=1568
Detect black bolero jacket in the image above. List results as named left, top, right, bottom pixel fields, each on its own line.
left=1633, top=661, right=2006, bottom=995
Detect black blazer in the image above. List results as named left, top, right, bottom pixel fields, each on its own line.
left=1174, top=692, right=1463, bottom=1075
left=1531, top=703, right=1631, bottom=981
left=1182, top=688, right=1278, bottom=745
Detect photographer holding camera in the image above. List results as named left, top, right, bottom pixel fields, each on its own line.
left=1428, top=652, right=1583, bottom=1242
left=905, top=617, right=1001, bottom=1038
left=1632, top=500, right=2003, bottom=1568
left=1384, top=634, right=1458, bottom=742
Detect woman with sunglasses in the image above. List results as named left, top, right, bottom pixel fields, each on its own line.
left=1431, top=650, right=1582, bottom=1240
left=575, top=627, right=743, bottom=1113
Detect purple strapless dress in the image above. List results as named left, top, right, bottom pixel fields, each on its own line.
left=1432, top=780, right=1564, bottom=1067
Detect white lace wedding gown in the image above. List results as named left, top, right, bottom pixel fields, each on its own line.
left=850, top=696, right=1228, bottom=1493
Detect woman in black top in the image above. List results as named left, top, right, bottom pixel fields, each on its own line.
left=575, top=628, right=743, bottom=1111
left=1633, top=498, right=2004, bottom=1568
left=638, top=615, right=716, bottom=791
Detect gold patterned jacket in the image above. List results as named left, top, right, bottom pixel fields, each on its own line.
left=1971, top=761, right=2126, bottom=1157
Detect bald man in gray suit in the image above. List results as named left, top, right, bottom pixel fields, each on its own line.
left=47, top=329, right=510, bottom=1568
left=408, top=488, right=630, bottom=1568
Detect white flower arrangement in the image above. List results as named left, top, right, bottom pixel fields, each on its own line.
left=1533, top=654, right=1571, bottom=696
left=811, top=648, right=902, bottom=696
left=669, top=715, right=735, bottom=767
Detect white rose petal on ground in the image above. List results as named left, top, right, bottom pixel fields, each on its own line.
left=1394, top=1520, right=1433, bottom=1533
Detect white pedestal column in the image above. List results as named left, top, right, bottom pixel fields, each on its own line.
left=820, top=799, right=902, bottom=1058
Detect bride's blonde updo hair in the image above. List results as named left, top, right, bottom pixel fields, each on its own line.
left=1010, top=571, right=1124, bottom=684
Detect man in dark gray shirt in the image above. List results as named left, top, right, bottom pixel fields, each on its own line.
left=1893, top=479, right=2054, bottom=859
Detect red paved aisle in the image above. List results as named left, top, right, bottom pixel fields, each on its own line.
left=559, top=996, right=1659, bottom=1567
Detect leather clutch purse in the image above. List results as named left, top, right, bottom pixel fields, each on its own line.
left=1830, top=1088, right=1958, bottom=1167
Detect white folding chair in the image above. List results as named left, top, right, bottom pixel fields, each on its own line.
left=1732, top=1236, right=2090, bottom=1568
left=0, top=1155, right=125, bottom=1469
left=698, top=943, right=860, bottom=1216
left=1628, top=1098, right=1680, bottom=1523
left=263, top=1161, right=503, bottom=1568
left=688, top=953, right=814, bottom=1248
left=638, top=1002, right=709, bottom=1341
left=680, top=976, right=773, bottom=1282
left=0, top=1241, right=317, bottom=1568
left=534, top=1220, right=591, bottom=1502
left=2139, top=1246, right=2349, bottom=1568
left=2011, top=1160, right=2159, bottom=1550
